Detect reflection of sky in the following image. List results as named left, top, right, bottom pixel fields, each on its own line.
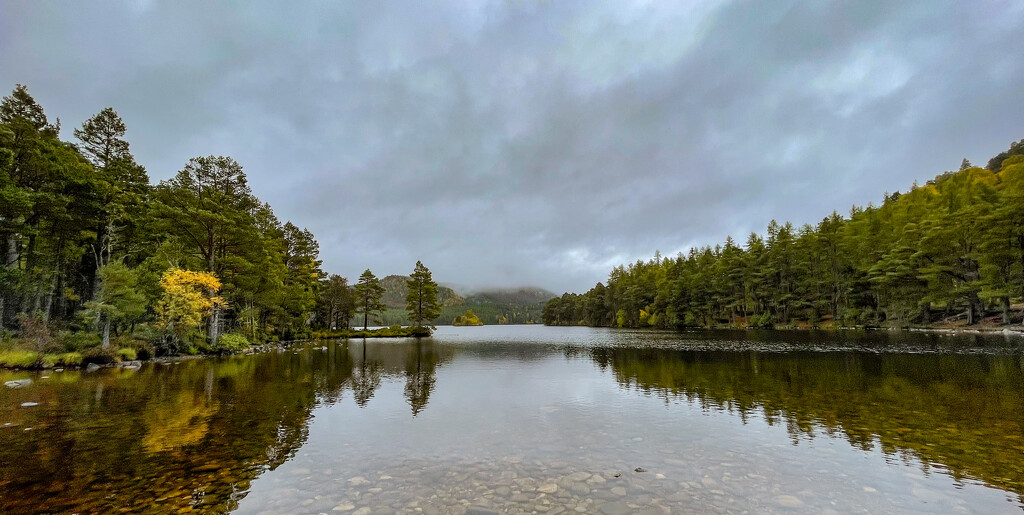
left=239, top=326, right=1021, bottom=513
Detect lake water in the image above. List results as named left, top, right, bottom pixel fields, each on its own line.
left=2, top=325, right=1024, bottom=514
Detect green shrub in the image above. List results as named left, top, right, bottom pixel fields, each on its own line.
left=749, top=313, right=776, bottom=329
left=82, top=346, right=118, bottom=365
left=57, top=330, right=102, bottom=352
left=116, top=348, right=137, bottom=361
left=216, top=333, right=250, bottom=352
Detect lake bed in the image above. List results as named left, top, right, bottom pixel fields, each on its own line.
left=2, top=326, right=1023, bottom=513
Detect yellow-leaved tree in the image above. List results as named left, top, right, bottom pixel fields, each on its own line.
left=154, top=268, right=225, bottom=343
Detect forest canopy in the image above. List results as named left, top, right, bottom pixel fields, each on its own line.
left=544, top=143, right=1024, bottom=330
left=0, top=84, right=436, bottom=363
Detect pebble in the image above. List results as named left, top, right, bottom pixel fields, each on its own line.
left=776, top=495, right=804, bottom=508
left=538, top=483, right=558, bottom=494
left=4, top=379, right=31, bottom=388
left=347, top=477, right=369, bottom=485
left=597, top=501, right=632, bottom=515
left=566, top=471, right=591, bottom=481
left=20, top=401, right=39, bottom=407
left=862, top=486, right=877, bottom=493
left=610, top=486, right=626, bottom=496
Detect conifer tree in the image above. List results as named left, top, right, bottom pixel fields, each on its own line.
left=355, top=269, right=385, bottom=330
left=405, top=261, right=441, bottom=328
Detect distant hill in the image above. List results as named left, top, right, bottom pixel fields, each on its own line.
left=444, top=287, right=557, bottom=325
left=379, top=275, right=464, bottom=308
left=357, top=281, right=556, bottom=326
left=463, top=287, right=556, bottom=306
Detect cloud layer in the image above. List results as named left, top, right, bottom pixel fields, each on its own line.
left=2, top=0, right=1022, bottom=292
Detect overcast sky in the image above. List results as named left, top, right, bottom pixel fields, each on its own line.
left=2, top=1, right=1022, bottom=293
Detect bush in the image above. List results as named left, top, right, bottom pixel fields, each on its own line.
left=57, top=331, right=102, bottom=352
left=82, top=346, right=118, bottom=365
left=216, top=333, right=249, bottom=352
left=17, top=313, right=58, bottom=352
left=749, top=313, right=776, bottom=329
left=116, top=348, right=137, bottom=361
left=112, top=335, right=153, bottom=360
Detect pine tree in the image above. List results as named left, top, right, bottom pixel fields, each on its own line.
left=355, top=269, right=385, bottom=330
left=405, top=261, right=441, bottom=328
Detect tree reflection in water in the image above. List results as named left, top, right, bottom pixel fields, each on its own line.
left=1, top=333, right=1022, bottom=512
left=588, top=346, right=1024, bottom=499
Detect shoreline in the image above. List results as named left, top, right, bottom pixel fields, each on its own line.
left=6, top=324, right=1023, bottom=373
left=547, top=323, right=1024, bottom=337
left=1, top=327, right=435, bottom=372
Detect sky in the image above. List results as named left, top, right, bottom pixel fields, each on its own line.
left=1, top=1, right=1023, bottom=293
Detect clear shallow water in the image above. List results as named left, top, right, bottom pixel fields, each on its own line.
left=2, top=326, right=1024, bottom=514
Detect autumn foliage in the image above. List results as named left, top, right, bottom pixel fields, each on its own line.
left=155, top=268, right=225, bottom=337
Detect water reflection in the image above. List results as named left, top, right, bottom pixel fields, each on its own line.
left=1, top=328, right=1023, bottom=513
left=587, top=346, right=1024, bottom=500
left=0, top=339, right=451, bottom=513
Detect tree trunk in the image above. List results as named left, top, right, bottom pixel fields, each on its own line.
left=208, top=305, right=220, bottom=346
left=1002, top=296, right=1011, bottom=325
left=1, top=234, right=15, bottom=327
left=21, top=233, right=37, bottom=316
left=967, top=292, right=983, bottom=325
left=102, top=316, right=111, bottom=349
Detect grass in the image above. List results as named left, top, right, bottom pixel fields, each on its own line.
left=0, top=349, right=85, bottom=368
left=312, top=326, right=432, bottom=340
left=0, top=349, right=40, bottom=368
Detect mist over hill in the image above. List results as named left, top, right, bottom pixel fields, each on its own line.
left=379, top=275, right=465, bottom=308
left=362, top=278, right=556, bottom=326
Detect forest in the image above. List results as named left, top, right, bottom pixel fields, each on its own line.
left=0, top=84, right=435, bottom=366
left=544, top=141, right=1024, bottom=329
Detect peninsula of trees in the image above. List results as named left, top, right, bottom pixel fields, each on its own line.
left=0, top=84, right=441, bottom=367
left=544, top=141, right=1024, bottom=330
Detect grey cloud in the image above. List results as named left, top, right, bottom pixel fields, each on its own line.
left=2, top=0, right=1022, bottom=292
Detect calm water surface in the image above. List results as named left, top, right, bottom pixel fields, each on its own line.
left=2, top=326, right=1024, bottom=514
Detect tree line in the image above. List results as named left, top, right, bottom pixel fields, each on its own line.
left=0, top=84, right=440, bottom=362
left=544, top=143, right=1024, bottom=329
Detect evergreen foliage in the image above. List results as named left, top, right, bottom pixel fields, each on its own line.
left=0, top=84, right=423, bottom=359
left=405, top=261, right=441, bottom=328
left=354, top=269, right=386, bottom=330
left=545, top=144, right=1024, bottom=329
